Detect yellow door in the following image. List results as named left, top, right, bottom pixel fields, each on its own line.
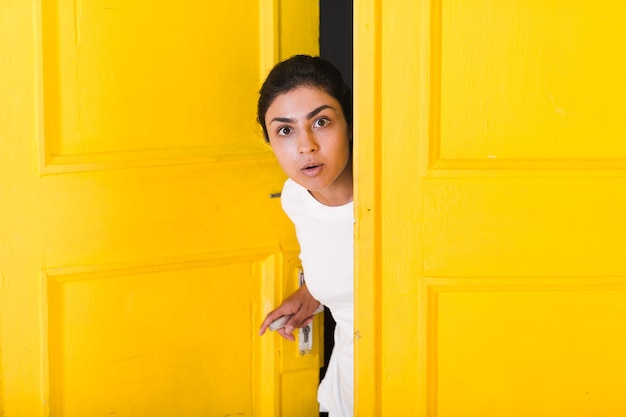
left=355, top=1, right=626, bottom=416
left=0, top=1, right=321, bottom=416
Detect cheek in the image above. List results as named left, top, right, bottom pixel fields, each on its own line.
left=270, top=145, right=296, bottom=168
left=335, top=136, right=351, bottom=158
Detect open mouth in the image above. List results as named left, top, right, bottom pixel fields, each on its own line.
left=301, top=163, right=323, bottom=176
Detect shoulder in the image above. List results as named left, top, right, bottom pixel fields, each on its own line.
left=281, top=179, right=354, bottom=223
left=281, top=178, right=304, bottom=199
left=280, top=179, right=309, bottom=213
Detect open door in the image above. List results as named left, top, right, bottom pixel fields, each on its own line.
left=355, top=1, right=626, bottom=416
left=0, top=1, right=322, bottom=416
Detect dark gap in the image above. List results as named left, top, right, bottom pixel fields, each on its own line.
left=320, top=0, right=353, bottom=91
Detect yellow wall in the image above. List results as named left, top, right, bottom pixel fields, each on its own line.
left=0, top=1, right=319, bottom=416
left=355, top=1, right=626, bottom=416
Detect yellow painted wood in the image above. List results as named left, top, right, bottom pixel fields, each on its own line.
left=0, top=1, right=319, bottom=416
left=355, top=1, right=626, bottom=416
left=279, top=0, right=319, bottom=60
left=353, top=0, right=381, bottom=414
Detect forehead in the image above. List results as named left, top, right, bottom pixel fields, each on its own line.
left=265, top=86, right=342, bottom=119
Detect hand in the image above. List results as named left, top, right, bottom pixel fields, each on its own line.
left=259, top=284, right=321, bottom=341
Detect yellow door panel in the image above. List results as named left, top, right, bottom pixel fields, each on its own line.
left=435, top=282, right=626, bottom=416
left=1, top=0, right=320, bottom=416
left=281, top=370, right=322, bottom=417
left=46, top=259, right=258, bottom=417
left=42, top=0, right=262, bottom=157
left=355, top=1, right=626, bottom=416
left=422, top=178, right=626, bottom=277
left=439, top=2, right=626, bottom=161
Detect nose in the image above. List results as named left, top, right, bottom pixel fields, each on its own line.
left=298, top=130, right=318, bottom=154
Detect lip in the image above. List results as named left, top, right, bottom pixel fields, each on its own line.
left=300, top=161, right=324, bottom=177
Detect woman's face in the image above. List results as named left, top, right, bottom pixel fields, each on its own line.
left=265, top=86, right=352, bottom=205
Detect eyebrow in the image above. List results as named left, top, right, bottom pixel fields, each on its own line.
left=269, top=104, right=335, bottom=124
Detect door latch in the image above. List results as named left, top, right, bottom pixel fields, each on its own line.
left=299, top=322, right=313, bottom=355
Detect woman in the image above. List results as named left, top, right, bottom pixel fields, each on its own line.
left=258, top=55, right=354, bottom=417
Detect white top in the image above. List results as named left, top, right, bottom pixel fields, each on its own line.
left=281, top=179, right=354, bottom=417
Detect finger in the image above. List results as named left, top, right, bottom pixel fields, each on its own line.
left=259, top=315, right=275, bottom=335
left=285, top=311, right=315, bottom=329
left=278, top=327, right=295, bottom=341
left=259, top=308, right=292, bottom=335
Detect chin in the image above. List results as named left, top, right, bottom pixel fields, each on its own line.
left=298, top=179, right=329, bottom=192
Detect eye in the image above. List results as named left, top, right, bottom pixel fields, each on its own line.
left=277, top=126, right=293, bottom=136
left=314, top=117, right=330, bottom=128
